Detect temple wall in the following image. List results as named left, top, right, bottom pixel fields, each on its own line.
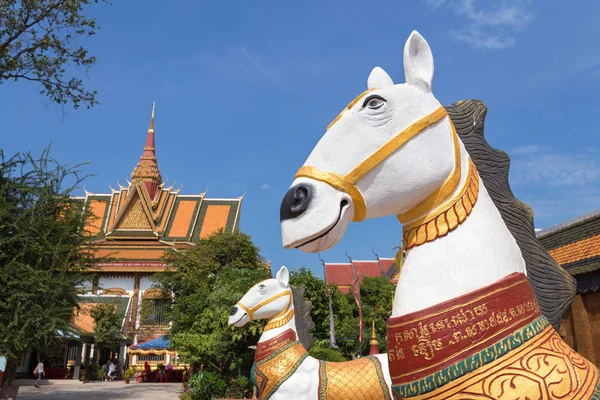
left=559, top=292, right=600, bottom=368
left=139, top=276, right=154, bottom=293
left=98, top=276, right=135, bottom=294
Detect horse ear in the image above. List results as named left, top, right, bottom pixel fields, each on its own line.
left=276, top=266, right=290, bottom=288
left=403, top=30, right=434, bottom=92
left=368, top=66, right=394, bottom=89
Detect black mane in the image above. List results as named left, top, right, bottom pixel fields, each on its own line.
left=446, top=100, right=576, bottom=330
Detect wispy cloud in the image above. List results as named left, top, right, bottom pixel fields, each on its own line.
left=509, top=145, right=600, bottom=225
left=425, top=0, right=533, bottom=49
left=260, top=183, right=271, bottom=190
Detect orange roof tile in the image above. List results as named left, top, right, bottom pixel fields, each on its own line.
left=548, top=234, right=600, bottom=266
left=200, top=205, right=231, bottom=238
left=84, top=199, right=108, bottom=236
left=168, top=200, right=197, bottom=237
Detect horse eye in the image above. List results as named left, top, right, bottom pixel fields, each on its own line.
left=362, top=94, right=386, bottom=110
left=367, top=98, right=384, bottom=110
left=258, top=284, right=267, bottom=293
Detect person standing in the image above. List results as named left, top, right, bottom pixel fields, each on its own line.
left=33, top=360, right=44, bottom=388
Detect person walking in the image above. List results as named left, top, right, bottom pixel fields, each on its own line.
left=107, top=361, right=116, bottom=381
left=33, top=360, right=45, bottom=388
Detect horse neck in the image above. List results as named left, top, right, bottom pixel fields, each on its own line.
left=391, top=143, right=527, bottom=318
left=257, top=304, right=299, bottom=344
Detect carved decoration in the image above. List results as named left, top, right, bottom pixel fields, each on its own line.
left=401, top=159, right=479, bottom=250
left=142, top=288, right=165, bottom=299
left=117, top=198, right=152, bottom=230
left=102, top=288, right=127, bottom=296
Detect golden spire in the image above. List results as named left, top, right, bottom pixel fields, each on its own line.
left=369, top=320, right=379, bottom=355
left=131, top=102, right=162, bottom=200
left=149, top=101, right=155, bottom=132
left=370, top=320, right=377, bottom=342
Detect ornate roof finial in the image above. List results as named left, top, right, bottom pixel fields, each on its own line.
left=369, top=320, right=380, bottom=355
left=149, top=101, right=155, bottom=132
left=131, top=102, right=162, bottom=200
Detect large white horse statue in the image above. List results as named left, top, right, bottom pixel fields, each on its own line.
left=229, top=265, right=393, bottom=400
left=280, top=30, right=599, bottom=399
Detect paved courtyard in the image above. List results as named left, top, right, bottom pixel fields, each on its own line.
left=12, top=380, right=184, bottom=400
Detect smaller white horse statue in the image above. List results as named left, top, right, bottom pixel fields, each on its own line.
left=229, top=265, right=393, bottom=400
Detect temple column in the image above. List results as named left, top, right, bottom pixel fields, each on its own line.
left=571, top=295, right=596, bottom=364
left=72, top=343, right=83, bottom=380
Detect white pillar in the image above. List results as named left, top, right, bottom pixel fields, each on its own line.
left=120, top=344, right=127, bottom=364
left=166, top=354, right=171, bottom=364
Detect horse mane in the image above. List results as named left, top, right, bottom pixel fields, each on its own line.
left=445, top=100, right=577, bottom=330
left=291, top=285, right=315, bottom=350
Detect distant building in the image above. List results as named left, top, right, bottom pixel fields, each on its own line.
left=323, top=256, right=399, bottom=293
left=16, top=104, right=244, bottom=380
left=538, top=209, right=600, bottom=367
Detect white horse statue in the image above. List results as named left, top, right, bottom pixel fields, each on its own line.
left=229, top=265, right=393, bottom=400
left=280, top=30, right=598, bottom=399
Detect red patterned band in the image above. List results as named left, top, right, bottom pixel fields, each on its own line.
left=387, top=272, right=541, bottom=385
left=255, top=329, right=297, bottom=362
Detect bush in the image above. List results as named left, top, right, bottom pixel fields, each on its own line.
left=309, top=345, right=347, bottom=362
left=227, top=375, right=252, bottom=398
left=124, top=368, right=135, bottom=379
left=188, top=371, right=227, bottom=400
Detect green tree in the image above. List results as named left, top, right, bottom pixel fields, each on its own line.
left=153, top=231, right=271, bottom=380
left=0, top=0, right=108, bottom=109
left=289, top=267, right=330, bottom=341
left=90, top=302, right=123, bottom=373
left=0, top=147, right=97, bottom=386
left=315, top=277, right=395, bottom=359
left=358, top=276, right=395, bottom=354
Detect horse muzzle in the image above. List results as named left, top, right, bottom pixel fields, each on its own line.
left=280, top=178, right=353, bottom=252
left=228, top=305, right=250, bottom=327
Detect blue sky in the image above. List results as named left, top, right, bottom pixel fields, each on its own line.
left=2, top=0, right=600, bottom=277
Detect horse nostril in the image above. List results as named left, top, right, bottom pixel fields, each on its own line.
left=280, top=183, right=314, bottom=221
left=230, top=306, right=238, bottom=316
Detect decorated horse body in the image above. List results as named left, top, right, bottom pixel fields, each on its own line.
left=280, top=30, right=599, bottom=399
left=229, top=266, right=393, bottom=400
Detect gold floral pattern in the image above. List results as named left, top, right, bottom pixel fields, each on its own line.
left=254, top=341, right=308, bottom=400
left=318, top=356, right=391, bottom=400
left=407, top=327, right=599, bottom=400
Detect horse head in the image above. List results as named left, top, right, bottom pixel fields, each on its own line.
left=228, top=266, right=293, bottom=327
left=280, top=31, right=461, bottom=253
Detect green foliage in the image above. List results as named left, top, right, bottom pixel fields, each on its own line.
left=289, top=267, right=329, bottom=336
left=153, top=230, right=271, bottom=380
left=227, top=375, right=252, bottom=399
left=188, top=371, right=227, bottom=400
left=187, top=372, right=251, bottom=400
left=91, top=303, right=123, bottom=352
left=124, top=368, right=135, bottom=379
left=308, top=342, right=347, bottom=362
left=0, top=147, right=97, bottom=385
left=288, top=267, right=395, bottom=359
left=0, top=0, right=109, bottom=109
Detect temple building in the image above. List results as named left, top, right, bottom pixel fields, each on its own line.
left=65, top=104, right=243, bottom=375
left=323, top=255, right=398, bottom=293
left=538, top=209, right=600, bottom=368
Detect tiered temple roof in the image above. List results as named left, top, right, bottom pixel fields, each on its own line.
left=78, top=104, right=243, bottom=272
left=323, top=258, right=397, bottom=293
left=538, top=209, right=600, bottom=293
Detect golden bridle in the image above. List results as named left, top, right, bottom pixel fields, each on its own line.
left=237, top=289, right=295, bottom=331
left=295, top=89, right=478, bottom=247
